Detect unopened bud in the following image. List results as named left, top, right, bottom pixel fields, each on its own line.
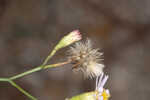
left=55, top=30, right=82, bottom=50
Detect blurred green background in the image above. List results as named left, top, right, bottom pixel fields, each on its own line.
left=0, top=0, right=150, bottom=100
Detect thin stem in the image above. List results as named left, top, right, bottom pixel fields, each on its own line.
left=0, top=61, right=70, bottom=100
left=42, top=48, right=57, bottom=66
left=9, top=80, right=37, bottom=100
left=10, top=66, right=42, bottom=80
left=1, top=61, right=70, bottom=100
left=0, top=78, right=9, bottom=82
left=43, top=60, right=71, bottom=69
left=10, top=61, right=71, bottom=80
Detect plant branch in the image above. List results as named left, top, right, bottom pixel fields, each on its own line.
left=0, top=30, right=81, bottom=100
left=0, top=61, right=70, bottom=100
left=42, top=48, right=57, bottom=66
left=10, top=66, right=42, bottom=80
left=43, top=60, right=71, bottom=69
left=9, top=80, right=37, bottom=100
left=9, top=60, right=71, bottom=81
left=0, top=78, right=9, bottom=82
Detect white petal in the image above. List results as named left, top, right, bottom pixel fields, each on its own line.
left=98, top=96, right=103, bottom=100
left=100, top=75, right=109, bottom=88
left=105, top=89, right=110, bottom=95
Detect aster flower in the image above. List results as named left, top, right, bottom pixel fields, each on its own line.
left=95, top=73, right=110, bottom=100
left=67, top=39, right=104, bottom=78
left=66, top=73, right=110, bottom=100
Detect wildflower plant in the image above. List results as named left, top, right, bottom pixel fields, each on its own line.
left=0, top=29, right=110, bottom=100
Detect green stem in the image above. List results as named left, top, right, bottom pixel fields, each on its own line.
left=0, top=78, right=9, bottom=82
left=1, top=61, right=70, bottom=100
left=9, top=80, right=37, bottom=100
left=42, top=48, right=57, bottom=66
left=10, top=66, right=42, bottom=80
left=43, top=61, right=70, bottom=69
left=10, top=61, right=70, bottom=80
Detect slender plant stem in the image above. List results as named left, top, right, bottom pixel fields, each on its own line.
left=0, top=61, right=70, bottom=100
left=9, top=80, right=37, bottom=100
left=0, top=31, right=78, bottom=100
left=0, top=78, right=9, bottom=82
left=43, top=60, right=71, bottom=69
left=42, top=48, right=57, bottom=66
left=9, top=60, right=70, bottom=80
left=10, top=66, right=42, bottom=80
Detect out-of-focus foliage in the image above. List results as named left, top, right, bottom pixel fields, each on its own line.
left=0, top=0, right=150, bottom=100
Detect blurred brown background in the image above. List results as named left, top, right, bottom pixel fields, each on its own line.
left=0, top=0, right=150, bottom=100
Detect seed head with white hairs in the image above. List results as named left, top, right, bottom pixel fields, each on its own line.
left=67, top=39, right=104, bottom=78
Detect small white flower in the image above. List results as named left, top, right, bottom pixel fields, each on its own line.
left=66, top=73, right=110, bottom=100
left=95, top=73, right=110, bottom=100
left=67, top=39, right=104, bottom=78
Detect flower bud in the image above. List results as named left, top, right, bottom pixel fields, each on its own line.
left=55, top=30, right=82, bottom=50
left=42, top=30, right=81, bottom=66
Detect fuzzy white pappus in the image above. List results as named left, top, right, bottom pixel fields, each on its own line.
left=67, top=39, right=104, bottom=78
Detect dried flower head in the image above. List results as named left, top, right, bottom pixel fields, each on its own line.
left=67, top=39, right=104, bottom=78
